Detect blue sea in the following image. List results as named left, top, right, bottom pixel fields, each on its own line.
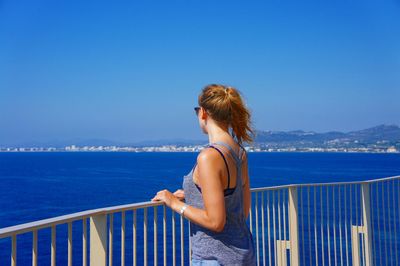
left=1, top=152, right=399, bottom=265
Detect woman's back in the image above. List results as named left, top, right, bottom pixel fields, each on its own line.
left=183, top=140, right=256, bottom=265
left=152, top=84, right=256, bottom=265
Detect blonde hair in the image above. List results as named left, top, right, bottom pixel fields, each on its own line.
left=198, top=84, right=255, bottom=145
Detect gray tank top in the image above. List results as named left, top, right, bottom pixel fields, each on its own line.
left=182, top=141, right=256, bottom=266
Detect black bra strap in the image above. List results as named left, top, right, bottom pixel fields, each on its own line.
left=209, top=145, right=230, bottom=189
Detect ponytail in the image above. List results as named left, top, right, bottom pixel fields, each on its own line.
left=198, top=84, right=255, bottom=145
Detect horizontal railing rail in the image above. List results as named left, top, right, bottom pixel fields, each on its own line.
left=0, top=201, right=164, bottom=239
left=1, top=175, right=399, bottom=265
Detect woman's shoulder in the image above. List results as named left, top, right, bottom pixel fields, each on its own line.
left=196, top=146, right=224, bottom=165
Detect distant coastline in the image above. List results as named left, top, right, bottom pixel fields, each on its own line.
left=1, top=124, right=399, bottom=153
left=0, top=144, right=398, bottom=153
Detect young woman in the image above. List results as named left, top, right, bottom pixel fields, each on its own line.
left=152, top=84, right=256, bottom=265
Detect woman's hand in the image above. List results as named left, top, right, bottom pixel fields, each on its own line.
left=173, top=189, right=185, bottom=201
left=151, top=189, right=178, bottom=208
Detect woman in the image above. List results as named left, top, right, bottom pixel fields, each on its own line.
left=152, top=84, right=256, bottom=265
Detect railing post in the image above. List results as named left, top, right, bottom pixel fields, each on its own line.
left=288, top=186, right=300, bottom=266
left=361, top=183, right=372, bottom=266
left=11, top=234, right=16, bottom=266
left=351, top=225, right=362, bottom=266
left=90, top=214, right=107, bottom=266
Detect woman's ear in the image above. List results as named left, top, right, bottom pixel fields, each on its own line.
left=200, top=107, right=208, bottom=120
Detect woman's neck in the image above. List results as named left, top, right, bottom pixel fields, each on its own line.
left=207, top=121, right=232, bottom=144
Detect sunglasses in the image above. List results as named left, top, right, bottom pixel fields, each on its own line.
left=194, top=106, right=201, bottom=115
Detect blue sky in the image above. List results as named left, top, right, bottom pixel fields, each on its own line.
left=1, top=0, right=399, bottom=145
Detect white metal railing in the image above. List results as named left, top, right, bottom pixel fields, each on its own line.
left=0, top=175, right=399, bottom=265
left=249, top=175, right=400, bottom=266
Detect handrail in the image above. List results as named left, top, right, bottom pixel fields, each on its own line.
left=250, top=174, right=400, bottom=192
left=0, top=201, right=164, bottom=238
left=1, top=175, right=398, bottom=239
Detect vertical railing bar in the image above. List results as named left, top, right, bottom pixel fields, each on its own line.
left=376, top=183, right=382, bottom=266
left=358, top=185, right=365, bottom=265
left=386, top=181, right=393, bottom=266
left=333, top=186, right=337, bottom=266
left=392, top=179, right=398, bottom=266
left=285, top=190, right=288, bottom=265
left=277, top=190, right=282, bottom=266
left=255, top=192, right=260, bottom=266
left=154, top=206, right=158, bottom=266
left=109, top=213, right=113, bottom=266
left=172, top=210, right=176, bottom=266
left=321, top=186, right=325, bottom=266
left=371, top=183, right=376, bottom=266
left=314, top=186, right=319, bottom=266
left=188, top=220, right=192, bottom=265
left=375, top=183, right=378, bottom=266
left=261, top=191, right=266, bottom=266
left=283, top=190, right=287, bottom=244
left=308, top=186, right=312, bottom=266
left=121, top=211, right=126, bottom=266
left=163, top=205, right=167, bottom=266
left=360, top=185, right=364, bottom=265
left=327, top=186, right=331, bottom=266
left=349, top=185, right=353, bottom=266
left=396, top=178, right=400, bottom=266
left=360, top=184, right=366, bottom=266
left=52, top=225, right=57, bottom=266
left=32, top=230, right=38, bottom=266
left=133, top=210, right=137, bottom=266
left=397, top=178, right=400, bottom=266
left=300, top=187, right=305, bottom=266
left=68, top=222, right=72, bottom=266
left=355, top=184, right=360, bottom=266
left=284, top=189, right=288, bottom=265
left=144, top=208, right=148, bottom=266
left=382, top=180, right=388, bottom=265
left=298, top=187, right=306, bottom=265
left=272, top=190, right=277, bottom=266
left=180, top=214, right=184, bottom=266
left=339, top=186, right=343, bottom=266
left=250, top=197, right=253, bottom=234
left=376, top=182, right=381, bottom=266
left=82, top=219, right=87, bottom=266
left=349, top=184, right=358, bottom=264
left=344, top=185, right=349, bottom=266
left=11, top=234, right=17, bottom=266
left=267, top=191, right=272, bottom=266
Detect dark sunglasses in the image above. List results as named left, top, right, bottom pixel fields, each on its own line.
left=194, top=106, right=201, bottom=115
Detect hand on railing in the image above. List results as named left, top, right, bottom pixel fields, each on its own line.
left=151, top=189, right=187, bottom=215
left=173, top=189, right=185, bottom=201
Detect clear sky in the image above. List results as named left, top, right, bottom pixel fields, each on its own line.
left=1, top=0, right=399, bottom=145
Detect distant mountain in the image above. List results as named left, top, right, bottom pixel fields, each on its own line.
left=347, top=124, right=400, bottom=142
left=254, top=129, right=346, bottom=143
left=253, top=124, right=400, bottom=150
left=127, top=138, right=207, bottom=147
left=8, top=138, right=124, bottom=148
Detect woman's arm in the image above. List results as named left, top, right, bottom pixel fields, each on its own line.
left=173, top=189, right=185, bottom=201
left=241, top=151, right=251, bottom=220
left=152, top=149, right=227, bottom=232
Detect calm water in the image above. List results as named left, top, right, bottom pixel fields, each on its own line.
left=0, top=152, right=399, bottom=264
